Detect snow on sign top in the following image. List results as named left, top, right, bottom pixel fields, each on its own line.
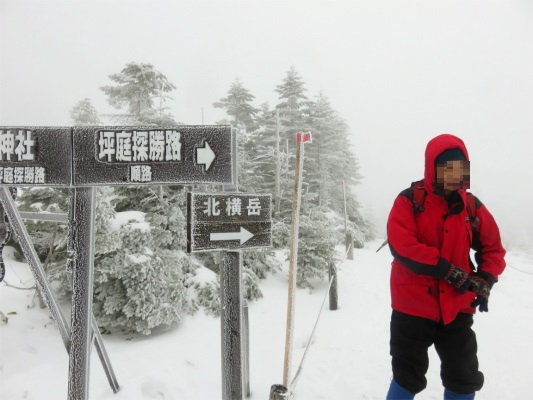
left=0, top=127, right=73, bottom=187
left=74, top=125, right=235, bottom=186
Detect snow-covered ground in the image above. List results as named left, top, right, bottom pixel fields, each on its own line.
left=1, top=240, right=532, bottom=399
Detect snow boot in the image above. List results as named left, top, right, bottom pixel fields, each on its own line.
left=386, top=379, right=415, bottom=400
left=444, top=388, right=475, bottom=399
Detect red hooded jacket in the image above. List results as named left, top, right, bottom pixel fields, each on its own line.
left=387, top=134, right=506, bottom=324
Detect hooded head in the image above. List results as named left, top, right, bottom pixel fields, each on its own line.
left=424, top=134, right=470, bottom=195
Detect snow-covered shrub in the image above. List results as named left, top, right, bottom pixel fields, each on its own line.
left=272, top=217, right=291, bottom=248
left=185, top=265, right=221, bottom=317
left=244, top=249, right=281, bottom=279
left=242, top=267, right=262, bottom=301
left=93, top=217, right=187, bottom=335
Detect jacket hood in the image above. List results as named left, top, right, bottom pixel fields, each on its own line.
left=424, top=134, right=470, bottom=194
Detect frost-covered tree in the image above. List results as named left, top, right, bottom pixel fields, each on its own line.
left=93, top=208, right=187, bottom=335
left=275, top=66, right=310, bottom=133
left=213, top=77, right=259, bottom=132
left=92, top=186, right=188, bottom=334
left=305, top=92, right=362, bottom=213
left=246, top=103, right=290, bottom=198
left=100, top=62, right=177, bottom=125
left=70, top=98, right=101, bottom=125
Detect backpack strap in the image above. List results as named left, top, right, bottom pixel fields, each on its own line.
left=465, top=193, right=479, bottom=232
left=410, top=179, right=426, bottom=215
left=406, top=179, right=479, bottom=233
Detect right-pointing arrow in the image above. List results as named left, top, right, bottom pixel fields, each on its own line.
left=210, top=227, right=254, bottom=245
left=197, top=141, right=216, bottom=171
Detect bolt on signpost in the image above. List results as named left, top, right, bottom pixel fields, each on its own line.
left=272, top=132, right=311, bottom=399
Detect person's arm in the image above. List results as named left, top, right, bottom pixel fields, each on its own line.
left=471, top=198, right=506, bottom=285
left=388, top=194, right=472, bottom=293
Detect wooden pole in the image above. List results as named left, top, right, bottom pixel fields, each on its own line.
left=68, top=186, right=96, bottom=400
left=343, top=180, right=350, bottom=258
left=275, top=109, right=281, bottom=216
left=220, top=251, right=244, bottom=400
left=243, top=300, right=250, bottom=398
left=269, top=384, right=289, bottom=400
left=346, top=233, right=354, bottom=261
left=282, top=136, right=305, bottom=387
left=329, top=262, right=338, bottom=311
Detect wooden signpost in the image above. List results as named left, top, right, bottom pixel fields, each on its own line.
left=188, top=192, right=272, bottom=399
left=0, top=125, right=268, bottom=400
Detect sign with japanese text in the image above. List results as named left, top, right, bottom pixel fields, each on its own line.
left=187, top=192, right=272, bottom=252
left=72, top=125, right=235, bottom=186
left=0, top=127, right=72, bottom=187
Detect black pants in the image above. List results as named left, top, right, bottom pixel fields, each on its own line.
left=390, top=310, right=484, bottom=394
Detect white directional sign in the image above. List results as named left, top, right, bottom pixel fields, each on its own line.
left=72, top=125, right=235, bottom=186
left=196, top=141, right=216, bottom=171
left=211, top=227, right=254, bottom=245
left=187, top=192, right=272, bottom=252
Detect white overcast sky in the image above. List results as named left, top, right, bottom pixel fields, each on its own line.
left=1, top=0, right=532, bottom=248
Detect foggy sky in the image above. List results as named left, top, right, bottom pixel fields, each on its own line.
left=1, top=0, right=532, bottom=249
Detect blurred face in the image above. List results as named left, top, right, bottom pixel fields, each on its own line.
left=436, top=160, right=470, bottom=191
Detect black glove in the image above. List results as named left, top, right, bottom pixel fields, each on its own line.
left=470, top=274, right=492, bottom=312
left=443, top=264, right=471, bottom=294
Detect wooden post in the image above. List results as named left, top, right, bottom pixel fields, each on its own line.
left=329, top=262, right=338, bottom=311
left=275, top=109, right=281, bottom=216
left=243, top=300, right=250, bottom=398
left=343, top=180, right=348, bottom=252
left=67, top=188, right=120, bottom=394
left=346, top=233, right=354, bottom=261
left=283, top=133, right=309, bottom=387
left=68, top=186, right=96, bottom=400
left=269, top=384, right=289, bottom=400
left=220, top=251, right=244, bottom=400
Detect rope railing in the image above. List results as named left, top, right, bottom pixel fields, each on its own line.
left=271, top=255, right=345, bottom=399
left=289, top=272, right=336, bottom=393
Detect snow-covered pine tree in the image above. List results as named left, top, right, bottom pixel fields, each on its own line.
left=304, top=92, right=362, bottom=210
left=100, top=62, right=176, bottom=125
left=274, top=66, right=312, bottom=220
left=213, top=77, right=259, bottom=132
left=275, top=66, right=310, bottom=131
left=70, top=98, right=101, bottom=126
left=300, top=90, right=374, bottom=247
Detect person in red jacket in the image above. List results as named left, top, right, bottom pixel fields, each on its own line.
left=385, top=134, right=506, bottom=400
